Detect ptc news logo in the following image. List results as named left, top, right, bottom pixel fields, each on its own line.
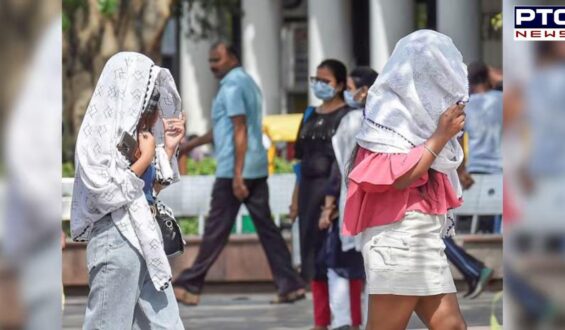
left=515, top=6, right=565, bottom=40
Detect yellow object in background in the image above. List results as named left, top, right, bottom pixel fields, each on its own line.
left=263, top=114, right=304, bottom=174
left=263, top=114, right=304, bottom=142
left=262, top=127, right=276, bottom=175
left=490, top=291, right=503, bottom=330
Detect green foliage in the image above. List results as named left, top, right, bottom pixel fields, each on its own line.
left=62, top=13, right=71, bottom=31
left=178, top=217, right=199, bottom=235
left=273, top=157, right=293, bottom=174
left=63, top=217, right=200, bottom=236
left=62, top=0, right=87, bottom=32
left=63, top=156, right=293, bottom=177
left=63, top=0, right=87, bottom=9
left=62, top=0, right=117, bottom=32
left=491, top=13, right=502, bottom=32
left=98, top=0, right=119, bottom=17
left=185, top=157, right=217, bottom=175
left=184, top=156, right=293, bottom=175
left=62, top=220, right=71, bottom=238
left=63, top=162, right=75, bottom=178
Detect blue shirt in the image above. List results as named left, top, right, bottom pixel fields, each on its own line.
left=211, top=67, right=268, bottom=179
left=141, top=164, right=156, bottom=204
left=464, top=90, right=503, bottom=174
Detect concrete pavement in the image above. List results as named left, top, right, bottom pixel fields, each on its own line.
left=63, top=289, right=501, bottom=329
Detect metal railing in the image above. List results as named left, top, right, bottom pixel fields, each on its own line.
left=62, top=173, right=503, bottom=235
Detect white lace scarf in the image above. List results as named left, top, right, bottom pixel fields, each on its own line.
left=71, top=52, right=181, bottom=290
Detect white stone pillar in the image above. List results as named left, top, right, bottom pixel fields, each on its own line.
left=308, top=0, right=353, bottom=105
left=242, top=0, right=282, bottom=115
left=369, top=0, right=414, bottom=73
left=437, top=0, right=481, bottom=63
left=179, top=2, right=217, bottom=135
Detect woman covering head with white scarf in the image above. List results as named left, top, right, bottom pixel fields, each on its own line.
left=357, top=29, right=468, bottom=199
left=343, top=30, right=468, bottom=329
left=71, top=52, right=185, bottom=329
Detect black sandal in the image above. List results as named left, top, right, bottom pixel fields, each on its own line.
left=270, top=289, right=306, bottom=304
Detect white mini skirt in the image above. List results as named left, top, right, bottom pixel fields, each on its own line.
left=361, top=211, right=456, bottom=296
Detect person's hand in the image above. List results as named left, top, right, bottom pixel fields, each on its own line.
left=163, top=113, right=186, bottom=157
left=458, top=170, right=475, bottom=190
left=434, top=103, right=466, bottom=142
left=288, top=203, right=298, bottom=223
left=233, top=176, right=250, bottom=201
left=318, top=205, right=335, bottom=230
left=138, top=131, right=156, bottom=160
left=179, top=139, right=195, bottom=156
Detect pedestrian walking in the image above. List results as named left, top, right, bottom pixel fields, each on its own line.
left=343, top=30, right=468, bottom=330
left=173, top=41, right=305, bottom=305
left=326, top=66, right=379, bottom=330
left=71, top=52, right=185, bottom=329
left=290, top=59, right=363, bottom=330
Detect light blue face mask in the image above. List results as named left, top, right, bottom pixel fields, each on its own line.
left=311, top=81, right=336, bottom=101
left=344, top=89, right=365, bottom=109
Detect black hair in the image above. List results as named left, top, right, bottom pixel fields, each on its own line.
left=138, top=89, right=160, bottom=132
left=211, top=41, right=241, bottom=63
left=318, top=59, right=347, bottom=99
left=467, top=61, right=490, bottom=86
left=145, top=88, right=160, bottom=115
left=349, top=66, right=379, bottom=89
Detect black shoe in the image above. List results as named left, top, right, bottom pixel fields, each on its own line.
left=270, top=288, right=306, bottom=304
left=468, top=267, right=494, bottom=299
left=463, top=278, right=477, bottom=298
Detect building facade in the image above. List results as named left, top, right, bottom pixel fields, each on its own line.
left=164, top=0, right=502, bottom=135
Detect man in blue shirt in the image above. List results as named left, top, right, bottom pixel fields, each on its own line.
left=173, top=41, right=305, bottom=305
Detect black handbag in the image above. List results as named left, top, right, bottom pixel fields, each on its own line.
left=151, top=200, right=185, bottom=257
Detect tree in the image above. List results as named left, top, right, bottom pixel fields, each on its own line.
left=62, top=0, right=243, bottom=162
left=62, top=0, right=180, bottom=161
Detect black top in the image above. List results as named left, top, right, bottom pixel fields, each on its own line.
left=295, top=105, right=350, bottom=195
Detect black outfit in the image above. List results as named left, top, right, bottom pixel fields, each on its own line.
left=295, top=105, right=364, bottom=281
left=174, top=178, right=305, bottom=295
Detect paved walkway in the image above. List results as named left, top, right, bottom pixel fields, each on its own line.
left=63, top=290, right=500, bottom=329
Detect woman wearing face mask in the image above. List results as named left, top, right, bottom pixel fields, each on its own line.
left=321, top=66, right=378, bottom=330
left=71, top=52, right=186, bottom=329
left=343, top=30, right=468, bottom=329
left=289, top=59, right=357, bottom=330
left=343, top=67, right=378, bottom=110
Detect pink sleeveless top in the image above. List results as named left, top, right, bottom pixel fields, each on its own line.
left=343, top=145, right=462, bottom=236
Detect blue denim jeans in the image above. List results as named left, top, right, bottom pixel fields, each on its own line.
left=83, top=216, right=183, bottom=330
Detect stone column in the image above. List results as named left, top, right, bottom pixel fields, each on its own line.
left=369, top=0, right=415, bottom=72
left=179, top=2, right=217, bottom=135
left=437, top=0, right=481, bottom=63
left=307, top=0, right=353, bottom=105
left=242, top=0, right=283, bottom=115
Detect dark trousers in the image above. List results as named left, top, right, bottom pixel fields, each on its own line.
left=298, top=176, right=328, bottom=281
left=173, top=178, right=305, bottom=295
left=444, top=236, right=485, bottom=284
